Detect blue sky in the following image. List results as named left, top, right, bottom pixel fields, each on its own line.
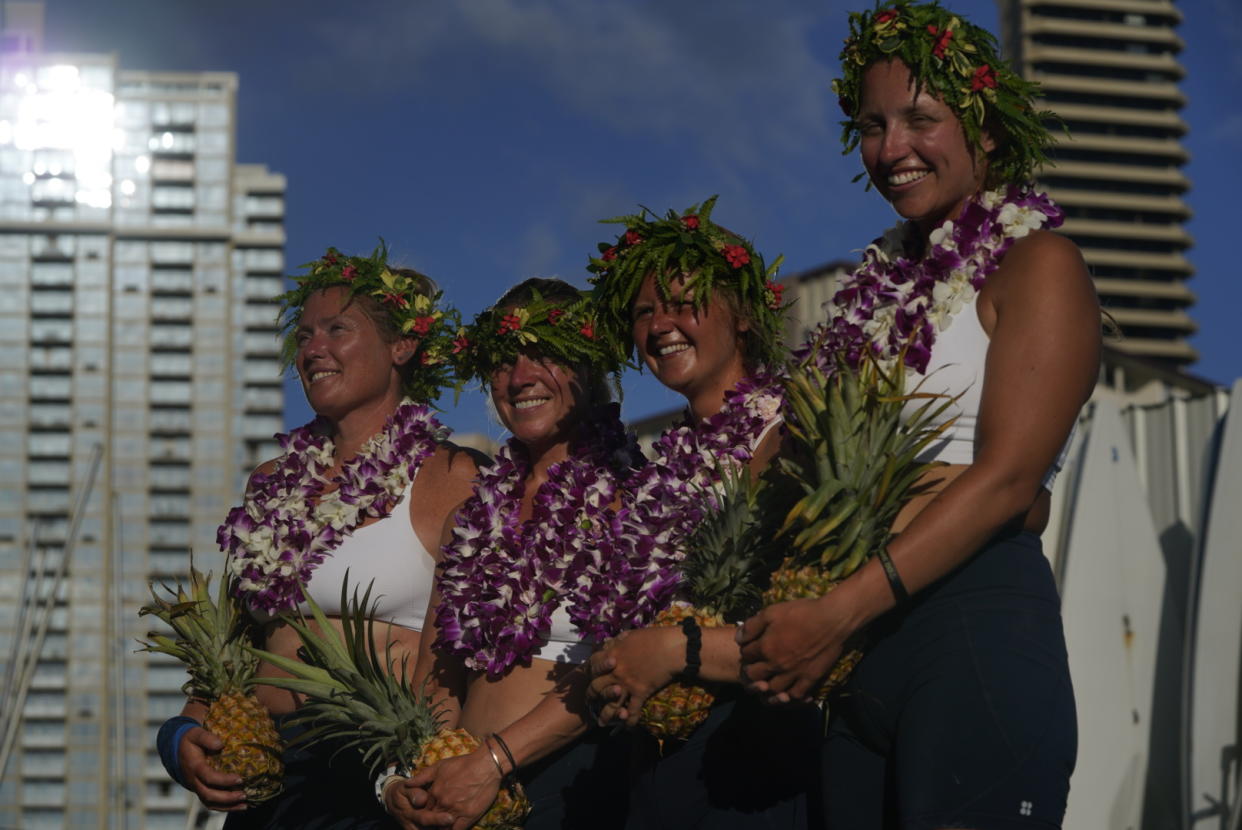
left=46, top=0, right=1242, bottom=441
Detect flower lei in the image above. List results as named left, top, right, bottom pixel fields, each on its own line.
left=586, top=195, right=787, bottom=366
left=218, top=399, right=445, bottom=614
left=573, top=370, right=785, bottom=643
left=833, top=1, right=1058, bottom=186
left=277, top=241, right=461, bottom=402
left=433, top=404, right=642, bottom=679
left=798, top=185, right=1063, bottom=374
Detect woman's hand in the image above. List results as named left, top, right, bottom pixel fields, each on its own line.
left=179, top=726, right=249, bottom=811
left=586, top=627, right=683, bottom=727
left=404, top=749, right=502, bottom=830
left=737, top=595, right=859, bottom=704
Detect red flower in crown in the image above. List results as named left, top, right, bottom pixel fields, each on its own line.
left=874, top=9, right=898, bottom=24
left=681, top=215, right=700, bottom=230
left=547, top=308, right=566, bottom=325
left=624, top=229, right=643, bottom=246
left=381, top=292, right=409, bottom=308
left=322, top=250, right=339, bottom=266
left=340, top=265, right=358, bottom=281
left=928, top=25, right=953, bottom=59
left=452, top=334, right=470, bottom=354
left=971, top=64, right=998, bottom=91
left=579, top=321, right=595, bottom=339
left=410, top=316, right=434, bottom=336
left=765, top=281, right=784, bottom=310
left=602, top=246, right=618, bottom=262
left=723, top=245, right=750, bottom=269
left=498, top=314, right=523, bottom=335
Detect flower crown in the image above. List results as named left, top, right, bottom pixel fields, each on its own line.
left=833, top=1, right=1059, bottom=186
left=277, top=241, right=461, bottom=403
left=586, top=195, right=786, bottom=365
left=454, top=287, right=624, bottom=384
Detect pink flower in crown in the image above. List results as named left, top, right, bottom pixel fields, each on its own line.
left=498, top=314, right=523, bottom=335
left=322, top=250, right=339, bottom=266
left=624, top=229, right=643, bottom=246
left=381, top=292, right=409, bottom=308
left=451, top=334, right=470, bottom=354
left=765, top=281, right=784, bottom=310
left=602, top=246, right=618, bottom=262
left=340, top=265, right=358, bottom=281
left=681, top=215, right=700, bottom=230
left=723, top=245, right=750, bottom=269
left=547, top=308, right=566, bottom=325
left=410, top=316, right=434, bottom=336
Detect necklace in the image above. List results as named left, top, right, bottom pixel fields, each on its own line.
left=575, top=370, right=784, bottom=643
left=433, top=404, right=641, bottom=678
left=219, top=399, right=444, bottom=614
left=799, top=185, right=1063, bottom=372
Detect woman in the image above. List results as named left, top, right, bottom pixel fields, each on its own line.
left=583, top=197, right=819, bottom=829
left=737, top=3, right=1098, bottom=827
left=160, top=244, right=480, bottom=828
left=387, top=278, right=638, bottom=830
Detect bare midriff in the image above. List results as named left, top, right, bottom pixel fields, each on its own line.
left=254, top=617, right=422, bottom=716
left=892, top=463, right=1051, bottom=537
left=458, top=658, right=577, bottom=738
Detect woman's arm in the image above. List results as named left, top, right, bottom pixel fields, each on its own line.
left=403, top=668, right=594, bottom=829
left=739, top=231, right=1101, bottom=701
left=170, top=699, right=250, bottom=811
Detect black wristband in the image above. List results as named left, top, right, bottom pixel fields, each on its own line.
left=877, top=547, right=910, bottom=605
left=680, top=616, right=702, bottom=681
left=490, top=732, right=518, bottom=782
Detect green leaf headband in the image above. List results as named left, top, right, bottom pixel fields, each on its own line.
left=586, top=195, right=787, bottom=366
left=833, top=0, right=1060, bottom=186
left=277, top=241, right=462, bottom=403
left=455, top=288, right=624, bottom=384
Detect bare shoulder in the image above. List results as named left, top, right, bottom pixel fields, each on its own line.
left=993, top=230, right=1092, bottom=294
left=426, top=441, right=489, bottom=483
left=245, top=457, right=281, bottom=487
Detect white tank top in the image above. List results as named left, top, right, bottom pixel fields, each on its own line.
left=903, top=293, right=1070, bottom=489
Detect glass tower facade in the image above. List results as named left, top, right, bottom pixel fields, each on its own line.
left=0, top=6, right=285, bottom=827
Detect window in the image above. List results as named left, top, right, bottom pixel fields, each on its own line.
left=151, top=296, right=192, bottom=320
left=30, top=375, right=72, bottom=399
left=150, top=381, right=191, bottom=404
left=150, top=240, right=194, bottom=264
left=29, top=291, right=72, bottom=315
left=152, top=185, right=195, bottom=210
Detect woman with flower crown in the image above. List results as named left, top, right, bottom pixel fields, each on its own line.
left=582, top=198, right=819, bottom=829
left=736, top=2, right=1098, bottom=827
left=163, top=244, right=481, bottom=828
left=385, top=278, right=639, bottom=830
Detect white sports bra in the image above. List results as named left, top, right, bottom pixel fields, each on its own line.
left=903, top=293, right=1071, bottom=489
left=250, top=478, right=435, bottom=630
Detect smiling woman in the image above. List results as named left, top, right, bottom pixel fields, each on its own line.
left=156, top=243, right=484, bottom=829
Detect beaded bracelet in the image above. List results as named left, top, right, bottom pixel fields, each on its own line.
left=680, top=617, right=702, bottom=681
left=877, top=547, right=911, bottom=605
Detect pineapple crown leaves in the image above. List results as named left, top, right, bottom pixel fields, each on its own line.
left=679, top=463, right=784, bottom=621
left=773, top=349, right=957, bottom=578
left=137, top=567, right=261, bottom=699
left=833, top=0, right=1061, bottom=188
left=585, top=195, right=788, bottom=366
left=246, top=574, right=442, bottom=776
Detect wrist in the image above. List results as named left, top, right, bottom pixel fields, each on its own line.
left=374, top=763, right=406, bottom=809
left=156, top=715, right=201, bottom=789
left=825, top=562, right=891, bottom=632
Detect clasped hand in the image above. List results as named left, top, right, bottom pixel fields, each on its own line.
left=586, top=627, right=681, bottom=727
left=736, top=595, right=853, bottom=704
left=388, top=749, right=501, bottom=830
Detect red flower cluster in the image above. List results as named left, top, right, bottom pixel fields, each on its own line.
left=340, top=265, right=357, bottom=281
left=322, top=250, right=338, bottom=266
left=602, top=246, right=618, bottom=262
left=579, top=321, right=595, bottom=339
left=452, top=334, right=470, bottom=354
left=765, top=282, right=784, bottom=310
left=498, top=314, right=523, bottom=334
left=874, top=9, right=898, bottom=24
left=410, top=316, right=434, bottom=336
left=723, top=245, right=751, bottom=269
left=547, top=308, right=566, bottom=325
left=927, top=24, right=953, bottom=59
left=625, top=229, right=643, bottom=246
left=681, top=215, right=700, bottom=230
left=971, top=64, right=998, bottom=91
left=381, top=292, right=409, bottom=308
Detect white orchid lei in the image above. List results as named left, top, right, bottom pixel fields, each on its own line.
left=433, top=404, right=644, bottom=679
left=218, top=399, right=445, bottom=614
left=798, top=185, right=1063, bottom=372
left=572, top=370, right=785, bottom=643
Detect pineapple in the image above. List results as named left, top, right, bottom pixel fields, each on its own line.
left=249, top=580, right=529, bottom=830
left=138, top=567, right=284, bottom=803
left=763, top=351, right=953, bottom=697
left=639, top=466, right=782, bottom=742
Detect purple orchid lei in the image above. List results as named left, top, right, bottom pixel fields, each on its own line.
left=572, top=370, right=785, bottom=644
left=797, top=185, right=1063, bottom=372
left=433, top=403, right=643, bottom=679
left=217, top=399, right=445, bottom=614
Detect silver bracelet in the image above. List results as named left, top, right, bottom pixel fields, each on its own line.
left=484, top=736, right=507, bottom=781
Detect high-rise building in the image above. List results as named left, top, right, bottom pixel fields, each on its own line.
left=0, top=3, right=285, bottom=827
left=999, top=0, right=1197, bottom=367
